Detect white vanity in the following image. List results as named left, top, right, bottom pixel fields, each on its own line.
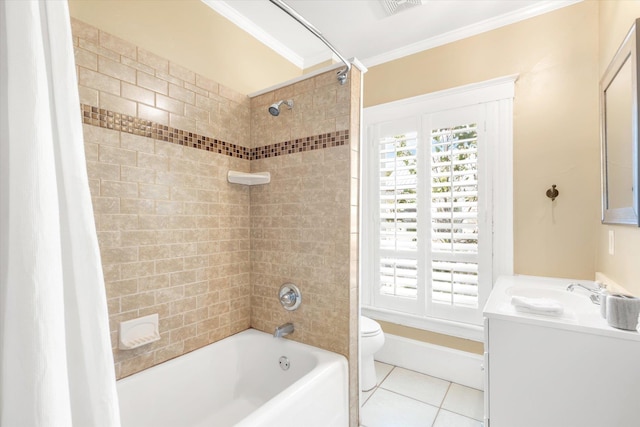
left=483, top=275, right=640, bottom=427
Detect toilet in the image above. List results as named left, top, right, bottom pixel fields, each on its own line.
left=360, top=316, right=385, bottom=391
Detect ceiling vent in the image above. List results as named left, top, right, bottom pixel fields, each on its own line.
left=381, top=0, right=425, bottom=16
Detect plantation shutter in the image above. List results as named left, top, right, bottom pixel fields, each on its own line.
left=379, top=132, right=418, bottom=301
left=430, top=124, right=479, bottom=309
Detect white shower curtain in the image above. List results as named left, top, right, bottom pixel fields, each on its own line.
left=0, top=1, right=121, bottom=426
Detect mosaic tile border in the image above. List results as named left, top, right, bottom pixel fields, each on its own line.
left=81, top=104, right=349, bottom=160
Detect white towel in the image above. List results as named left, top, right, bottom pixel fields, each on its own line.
left=511, top=296, right=564, bottom=316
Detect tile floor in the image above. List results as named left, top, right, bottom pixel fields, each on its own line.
left=361, top=361, right=484, bottom=427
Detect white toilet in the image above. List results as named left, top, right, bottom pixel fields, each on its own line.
left=360, top=316, right=385, bottom=391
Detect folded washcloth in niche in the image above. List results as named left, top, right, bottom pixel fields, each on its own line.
left=510, top=296, right=564, bottom=316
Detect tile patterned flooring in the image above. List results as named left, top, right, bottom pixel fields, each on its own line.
left=361, top=362, right=484, bottom=427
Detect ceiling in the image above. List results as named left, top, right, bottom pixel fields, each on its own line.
left=203, top=0, right=580, bottom=69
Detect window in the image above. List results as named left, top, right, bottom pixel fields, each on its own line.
left=362, top=77, right=515, bottom=337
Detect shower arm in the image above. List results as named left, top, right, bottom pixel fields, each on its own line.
left=268, top=0, right=351, bottom=85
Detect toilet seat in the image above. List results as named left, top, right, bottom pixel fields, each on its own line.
left=361, top=316, right=382, bottom=337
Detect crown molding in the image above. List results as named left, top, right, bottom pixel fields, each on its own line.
left=362, top=0, right=582, bottom=67
left=201, top=0, right=305, bottom=69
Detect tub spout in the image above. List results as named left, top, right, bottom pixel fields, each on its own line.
left=274, top=322, right=294, bottom=338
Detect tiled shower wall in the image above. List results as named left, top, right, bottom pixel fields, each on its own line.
left=72, top=19, right=252, bottom=378
left=249, top=67, right=361, bottom=426
left=72, top=19, right=360, bottom=423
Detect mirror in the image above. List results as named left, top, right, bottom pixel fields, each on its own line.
left=601, top=18, right=640, bottom=225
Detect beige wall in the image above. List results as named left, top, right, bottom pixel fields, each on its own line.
left=365, top=2, right=601, bottom=344
left=68, top=0, right=302, bottom=95
left=249, top=68, right=361, bottom=425
left=596, top=1, right=640, bottom=296
left=72, top=19, right=253, bottom=378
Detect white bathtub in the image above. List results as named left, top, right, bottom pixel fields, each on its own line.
left=116, top=329, right=349, bottom=427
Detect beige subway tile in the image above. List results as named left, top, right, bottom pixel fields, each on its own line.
left=105, top=278, right=138, bottom=298
left=155, top=201, right=184, bottom=215
left=120, top=198, right=155, bottom=215
left=155, top=70, right=183, bottom=86
left=171, top=324, right=196, bottom=343
left=99, top=145, right=137, bottom=166
left=156, top=286, right=185, bottom=304
left=97, top=230, right=120, bottom=248
left=98, top=56, right=136, bottom=84
left=139, top=245, right=172, bottom=261
left=121, top=261, right=156, bottom=280
left=169, top=62, right=195, bottom=84
left=78, top=85, right=99, bottom=106
left=121, top=82, right=155, bottom=106
left=74, top=47, right=97, bottom=70
left=159, top=314, right=185, bottom=332
left=71, top=18, right=99, bottom=44
left=183, top=334, right=209, bottom=353
left=98, top=92, right=137, bottom=118
left=170, top=187, right=198, bottom=202
left=195, top=93, right=220, bottom=114
left=78, top=68, right=119, bottom=96
left=169, top=84, right=195, bottom=105
left=170, top=243, right=198, bottom=258
left=137, top=48, right=168, bottom=73
left=92, top=197, right=120, bottom=214
left=153, top=145, right=183, bottom=163
left=195, top=74, right=219, bottom=93
left=120, top=56, right=154, bottom=75
left=138, top=152, right=169, bottom=171
left=184, top=82, right=207, bottom=97
left=139, top=183, right=170, bottom=200
left=170, top=297, right=197, bottom=315
left=185, top=281, right=209, bottom=297
left=137, top=215, right=169, bottom=230
left=121, top=165, right=155, bottom=184
left=83, top=123, right=119, bottom=146
left=137, top=71, right=168, bottom=95
left=184, top=202, right=208, bottom=215
left=102, top=264, right=121, bottom=282
left=138, top=104, right=169, bottom=126
left=155, top=94, right=184, bottom=115
left=155, top=258, right=184, bottom=274
left=196, top=318, right=219, bottom=336
left=101, top=246, right=138, bottom=264
left=170, top=270, right=197, bottom=287
left=99, top=31, right=136, bottom=59
left=120, top=133, right=155, bottom=154
left=121, top=230, right=157, bottom=246
left=154, top=342, right=185, bottom=364
left=98, top=216, right=138, bottom=231
left=100, top=181, right=138, bottom=198
left=121, top=291, right=156, bottom=312
left=219, top=85, right=248, bottom=106
left=84, top=142, right=98, bottom=161
left=107, top=297, right=121, bottom=315
left=195, top=122, right=218, bottom=139
left=138, top=274, right=170, bottom=291
left=184, top=104, right=209, bottom=123
left=78, top=39, right=120, bottom=62
left=184, top=255, right=207, bottom=270
left=155, top=230, right=185, bottom=244
left=86, top=161, right=120, bottom=181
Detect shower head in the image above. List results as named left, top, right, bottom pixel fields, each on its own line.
left=268, top=100, right=294, bottom=116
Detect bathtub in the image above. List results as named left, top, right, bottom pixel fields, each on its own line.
left=116, top=329, right=349, bottom=427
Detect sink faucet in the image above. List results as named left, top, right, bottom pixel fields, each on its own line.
left=274, top=322, right=294, bottom=338
left=567, top=282, right=606, bottom=304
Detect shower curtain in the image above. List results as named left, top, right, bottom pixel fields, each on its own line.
left=0, top=1, right=121, bottom=425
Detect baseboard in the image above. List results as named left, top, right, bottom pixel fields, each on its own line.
left=375, top=333, right=484, bottom=390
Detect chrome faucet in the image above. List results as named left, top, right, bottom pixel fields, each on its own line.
left=274, top=322, right=294, bottom=338
left=567, top=282, right=606, bottom=304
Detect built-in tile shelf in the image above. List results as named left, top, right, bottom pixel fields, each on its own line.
left=227, top=171, right=270, bottom=185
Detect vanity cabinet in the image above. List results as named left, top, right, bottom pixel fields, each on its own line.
left=483, top=275, right=640, bottom=427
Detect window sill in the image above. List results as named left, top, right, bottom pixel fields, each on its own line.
left=361, top=306, right=484, bottom=342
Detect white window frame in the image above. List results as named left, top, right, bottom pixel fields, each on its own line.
left=362, top=75, right=516, bottom=340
